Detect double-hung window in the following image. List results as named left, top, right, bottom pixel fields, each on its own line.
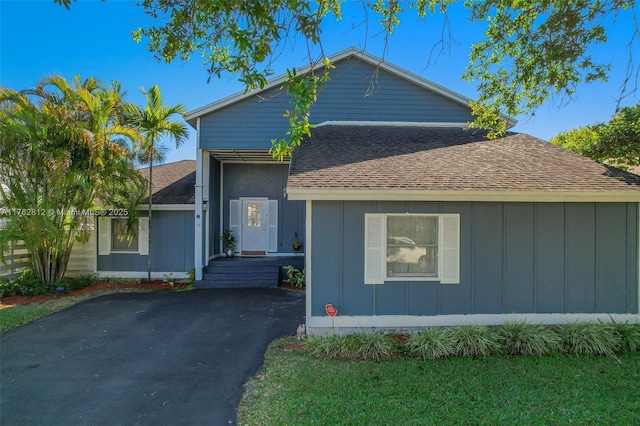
left=365, top=214, right=460, bottom=284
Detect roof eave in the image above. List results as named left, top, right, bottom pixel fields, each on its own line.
left=285, top=189, right=640, bottom=202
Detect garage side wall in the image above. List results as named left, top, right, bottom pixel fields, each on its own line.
left=310, top=201, right=638, bottom=317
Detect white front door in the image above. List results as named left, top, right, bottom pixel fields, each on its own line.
left=241, top=199, right=268, bottom=254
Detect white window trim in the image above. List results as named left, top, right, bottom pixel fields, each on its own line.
left=364, top=213, right=460, bottom=284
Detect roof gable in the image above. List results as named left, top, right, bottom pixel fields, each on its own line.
left=286, top=125, right=640, bottom=201
left=194, top=50, right=490, bottom=151
left=187, top=47, right=512, bottom=130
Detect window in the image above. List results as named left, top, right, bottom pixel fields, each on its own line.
left=365, top=214, right=460, bottom=284
left=111, top=218, right=138, bottom=252
left=98, top=216, right=149, bottom=255
left=246, top=203, right=261, bottom=227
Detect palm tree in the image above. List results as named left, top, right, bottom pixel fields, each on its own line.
left=0, top=75, right=145, bottom=284
left=127, top=86, right=187, bottom=282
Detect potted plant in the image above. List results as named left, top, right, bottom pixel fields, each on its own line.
left=221, top=229, right=236, bottom=257
left=291, top=232, right=302, bottom=252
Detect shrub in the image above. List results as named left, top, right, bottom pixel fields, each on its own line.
left=0, top=269, right=59, bottom=297
left=0, top=279, right=22, bottom=298
left=66, top=274, right=95, bottom=291
left=306, top=334, right=354, bottom=359
left=497, top=320, right=562, bottom=356
left=449, top=325, right=500, bottom=358
left=557, top=322, right=621, bottom=356
left=407, top=328, right=455, bottom=360
left=283, top=265, right=305, bottom=288
left=610, top=321, right=640, bottom=353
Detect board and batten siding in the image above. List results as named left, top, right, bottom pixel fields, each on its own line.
left=222, top=163, right=305, bottom=253
left=310, top=201, right=639, bottom=318
left=66, top=231, right=96, bottom=276
left=96, top=211, right=194, bottom=273
left=199, top=57, right=475, bottom=150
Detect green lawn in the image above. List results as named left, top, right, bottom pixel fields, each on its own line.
left=0, top=297, right=85, bottom=333
left=0, top=287, right=161, bottom=333
left=238, top=337, right=640, bottom=425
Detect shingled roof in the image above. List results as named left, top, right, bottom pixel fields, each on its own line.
left=139, top=160, right=195, bottom=204
left=286, top=125, right=640, bottom=201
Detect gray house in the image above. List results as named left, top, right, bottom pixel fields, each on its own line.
left=68, top=160, right=196, bottom=279
left=186, top=47, right=640, bottom=333
left=73, top=47, right=639, bottom=332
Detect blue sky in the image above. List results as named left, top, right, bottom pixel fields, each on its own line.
left=1, top=0, right=638, bottom=164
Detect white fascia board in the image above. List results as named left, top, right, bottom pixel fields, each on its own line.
left=306, top=313, right=640, bottom=334
left=138, top=204, right=196, bottom=211
left=285, top=189, right=640, bottom=203
left=184, top=47, right=516, bottom=126
left=315, top=121, right=469, bottom=128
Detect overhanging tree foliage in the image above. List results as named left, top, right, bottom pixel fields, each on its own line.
left=0, top=76, right=147, bottom=285
left=551, top=102, right=640, bottom=169
left=57, top=1, right=638, bottom=156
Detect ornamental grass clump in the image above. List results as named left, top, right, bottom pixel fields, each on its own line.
left=450, top=325, right=500, bottom=358
left=306, top=333, right=395, bottom=360
left=610, top=322, right=640, bottom=353
left=557, top=322, right=621, bottom=357
left=305, top=334, right=354, bottom=359
left=407, top=328, right=455, bottom=360
left=351, top=332, right=395, bottom=360
left=497, top=320, right=562, bottom=356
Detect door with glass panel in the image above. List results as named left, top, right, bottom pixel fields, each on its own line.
left=241, top=199, right=268, bottom=255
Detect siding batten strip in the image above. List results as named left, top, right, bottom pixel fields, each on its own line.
left=306, top=200, right=312, bottom=323
left=563, top=203, right=567, bottom=314
left=594, top=203, right=599, bottom=312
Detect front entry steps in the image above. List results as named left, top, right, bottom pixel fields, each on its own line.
left=194, top=256, right=304, bottom=289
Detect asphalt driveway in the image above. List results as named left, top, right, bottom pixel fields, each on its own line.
left=1, top=288, right=305, bottom=425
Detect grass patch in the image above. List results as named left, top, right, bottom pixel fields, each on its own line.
left=0, top=282, right=193, bottom=333
left=238, top=337, right=640, bottom=425
left=0, top=296, right=88, bottom=333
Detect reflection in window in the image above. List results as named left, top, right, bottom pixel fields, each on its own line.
left=386, top=216, right=437, bottom=278
left=111, top=218, right=138, bottom=252
left=247, top=203, right=261, bottom=227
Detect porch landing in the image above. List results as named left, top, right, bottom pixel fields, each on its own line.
left=194, top=256, right=304, bottom=289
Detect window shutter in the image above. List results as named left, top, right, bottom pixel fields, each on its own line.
left=440, top=215, right=460, bottom=284
left=364, top=214, right=385, bottom=284
left=229, top=200, right=240, bottom=252
left=98, top=217, right=111, bottom=255
left=138, top=217, right=149, bottom=255
left=268, top=200, right=278, bottom=252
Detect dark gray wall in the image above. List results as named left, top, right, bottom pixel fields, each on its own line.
left=97, top=211, right=195, bottom=272
left=209, top=157, right=221, bottom=257
left=310, top=201, right=639, bottom=317
left=222, top=163, right=305, bottom=253
left=199, top=57, right=475, bottom=149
